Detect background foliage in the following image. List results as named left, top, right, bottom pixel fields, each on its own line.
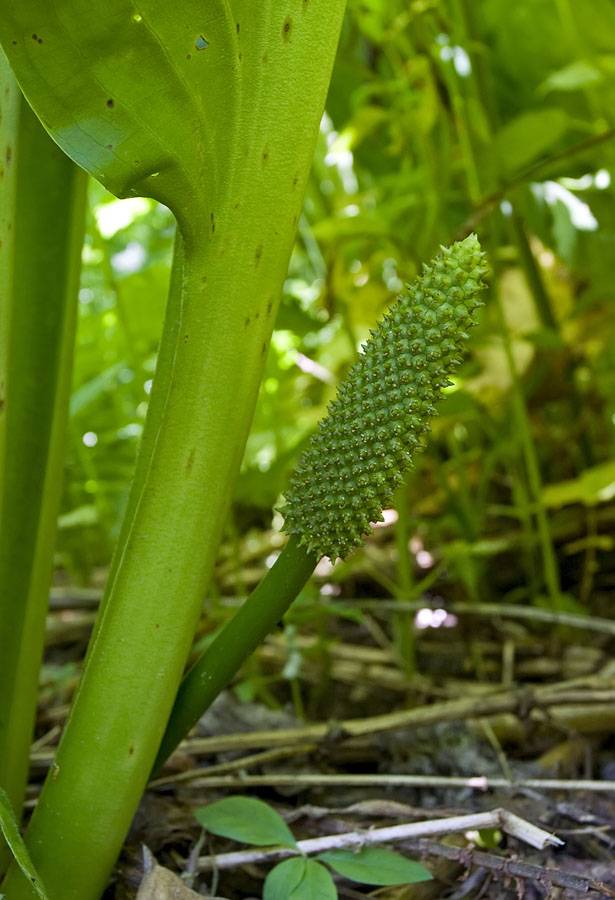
left=56, top=0, right=614, bottom=635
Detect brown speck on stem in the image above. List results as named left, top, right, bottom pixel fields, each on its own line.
left=282, top=18, right=292, bottom=39
left=267, top=301, right=273, bottom=315
left=106, top=98, right=114, bottom=108
left=255, top=245, right=262, bottom=264
left=185, top=448, right=196, bottom=476
left=186, top=53, right=191, bottom=59
left=6, top=147, right=12, bottom=164
left=210, top=212, right=215, bottom=233
left=236, top=22, right=240, bottom=33
left=244, top=317, right=251, bottom=327
left=261, top=341, right=268, bottom=356
left=128, top=746, right=134, bottom=756
left=183, top=334, right=189, bottom=343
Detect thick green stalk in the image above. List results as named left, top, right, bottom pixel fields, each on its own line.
left=81, top=234, right=184, bottom=658
left=1, top=7, right=346, bottom=898
left=0, top=61, right=86, bottom=875
left=155, top=536, right=317, bottom=770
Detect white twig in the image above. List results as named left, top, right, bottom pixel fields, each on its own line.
left=197, top=807, right=562, bottom=872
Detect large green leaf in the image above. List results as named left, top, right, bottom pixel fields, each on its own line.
left=495, top=108, right=573, bottom=173
left=538, top=60, right=604, bottom=94
left=0, top=1, right=239, bottom=219
left=542, top=461, right=615, bottom=508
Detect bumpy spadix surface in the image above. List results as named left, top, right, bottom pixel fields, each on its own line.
left=283, top=234, right=488, bottom=560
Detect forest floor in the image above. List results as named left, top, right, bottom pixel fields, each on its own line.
left=37, top=526, right=615, bottom=900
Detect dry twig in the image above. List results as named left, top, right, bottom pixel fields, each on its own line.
left=197, top=807, right=561, bottom=872
left=418, top=840, right=615, bottom=899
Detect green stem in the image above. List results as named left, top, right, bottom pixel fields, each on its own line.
left=154, top=536, right=317, bottom=771
left=81, top=233, right=184, bottom=658
left=494, top=285, right=562, bottom=607
left=0, top=64, right=86, bottom=875
left=510, top=211, right=558, bottom=331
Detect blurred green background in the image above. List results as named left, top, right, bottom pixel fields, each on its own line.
left=56, top=0, right=614, bottom=626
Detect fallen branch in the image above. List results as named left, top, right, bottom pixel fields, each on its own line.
left=176, top=675, right=615, bottom=756
left=418, top=840, right=615, bottom=899
left=197, top=807, right=561, bottom=872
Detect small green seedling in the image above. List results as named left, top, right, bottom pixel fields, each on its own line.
left=195, top=795, right=433, bottom=899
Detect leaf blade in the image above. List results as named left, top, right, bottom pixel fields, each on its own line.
left=0, top=788, right=50, bottom=900
left=0, top=1, right=238, bottom=211
left=317, top=847, right=433, bottom=885
left=264, top=859, right=337, bottom=900
left=194, top=796, right=298, bottom=849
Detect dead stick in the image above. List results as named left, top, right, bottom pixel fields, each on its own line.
left=178, top=679, right=615, bottom=755
left=197, top=808, right=561, bottom=872
left=180, top=773, right=615, bottom=793
left=418, top=840, right=615, bottom=899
